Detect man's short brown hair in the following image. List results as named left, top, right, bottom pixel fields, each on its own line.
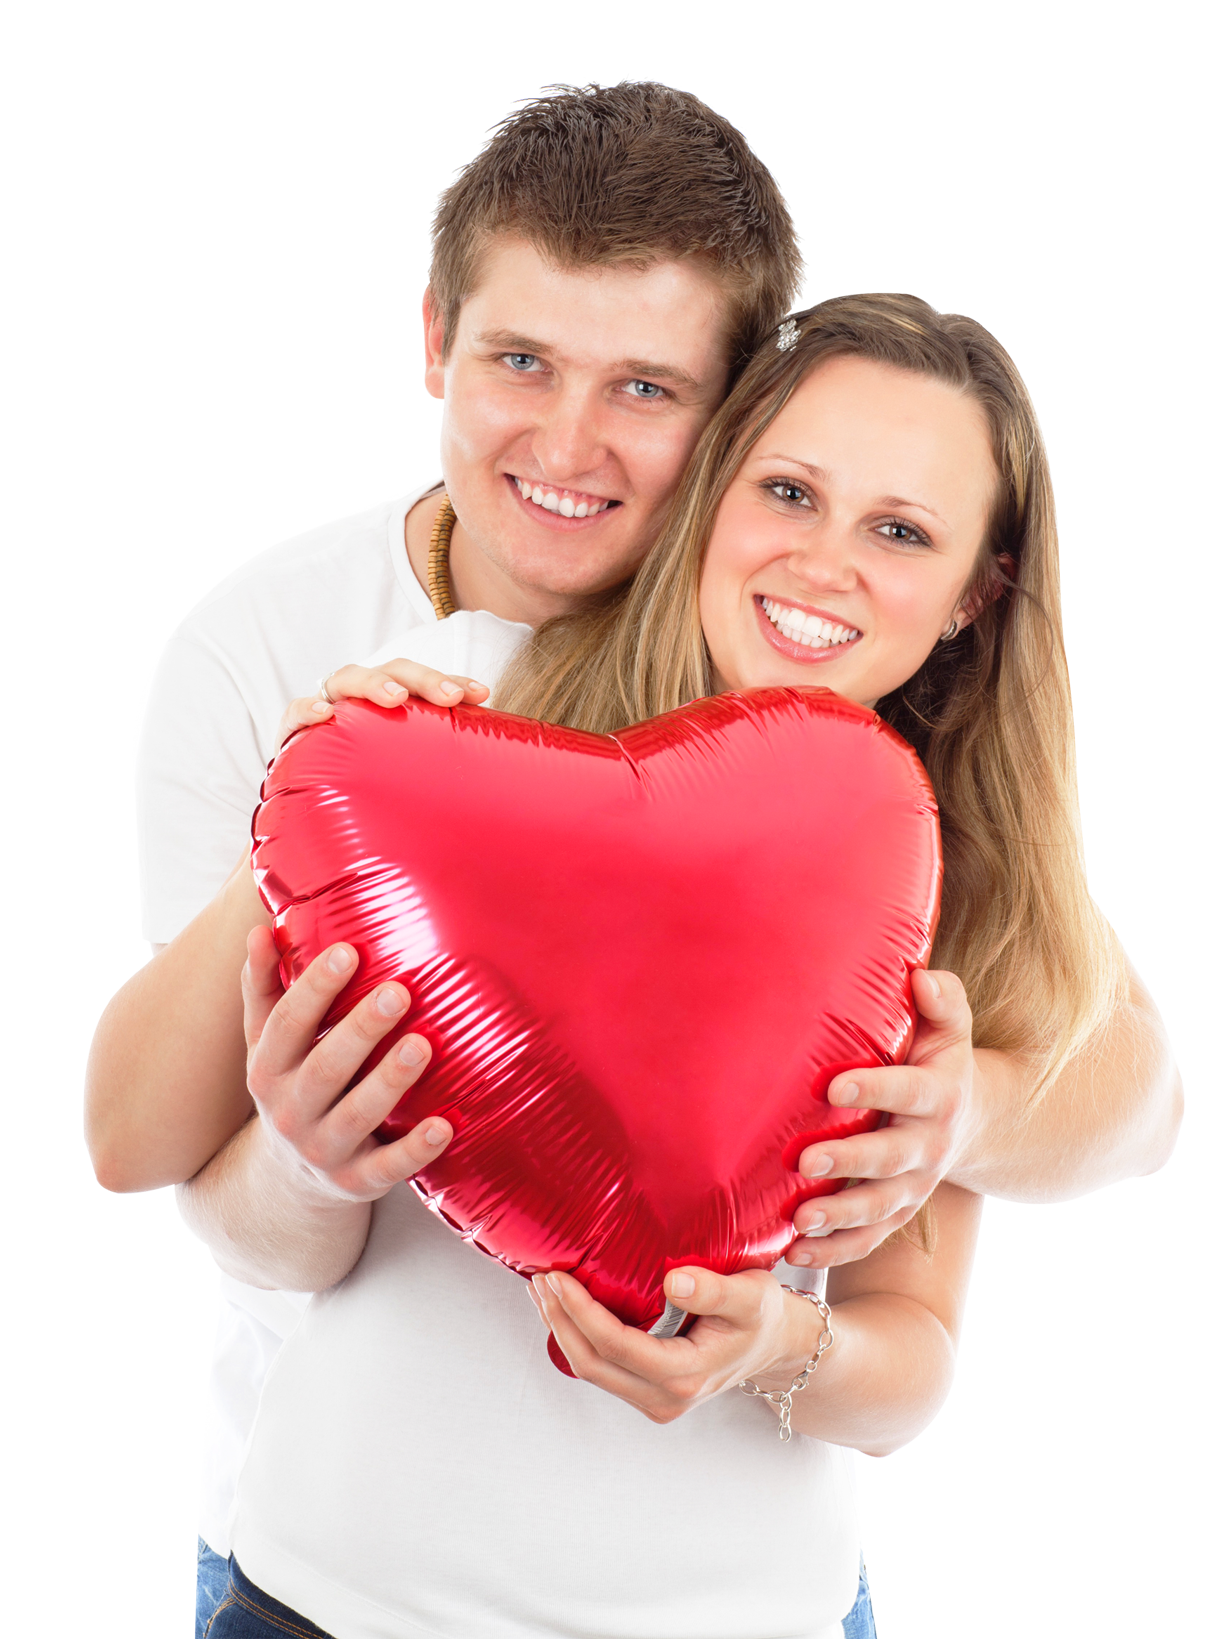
left=429, top=82, right=801, bottom=368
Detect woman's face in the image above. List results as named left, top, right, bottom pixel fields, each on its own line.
left=698, top=355, right=1000, bottom=707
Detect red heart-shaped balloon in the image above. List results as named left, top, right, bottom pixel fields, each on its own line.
left=252, top=688, right=941, bottom=1345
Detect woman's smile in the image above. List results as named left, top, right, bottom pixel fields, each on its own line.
left=699, top=353, right=999, bottom=707
left=753, top=594, right=863, bottom=660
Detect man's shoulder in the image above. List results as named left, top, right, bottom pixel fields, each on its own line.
left=179, top=491, right=439, bottom=665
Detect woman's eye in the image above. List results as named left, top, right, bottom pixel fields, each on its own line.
left=877, top=518, right=931, bottom=547
left=622, top=379, right=665, bottom=399
left=502, top=353, right=542, bottom=373
left=768, top=481, right=812, bottom=507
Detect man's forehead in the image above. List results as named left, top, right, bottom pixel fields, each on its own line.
left=457, top=239, right=732, bottom=380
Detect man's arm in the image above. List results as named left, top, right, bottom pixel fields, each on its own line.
left=176, top=929, right=452, bottom=1291
left=951, top=966, right=1181, bottom=1200
left=786, top=964, right=1182, bottom=1268
left=86, top=861, right=265, bottom=1191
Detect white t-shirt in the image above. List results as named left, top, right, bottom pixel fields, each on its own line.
left=231, top=1189, right=856, bottom=1639
left=140, top=490, right=438, bottom=945
left=136, top=488, right=530, bottom=1557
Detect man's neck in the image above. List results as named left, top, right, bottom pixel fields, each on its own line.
left=404, top=492, right=585, bottom=628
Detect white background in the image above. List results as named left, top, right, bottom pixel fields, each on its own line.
left=2, top=2, right=1225, bottom=1634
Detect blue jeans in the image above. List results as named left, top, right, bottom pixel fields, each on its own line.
left=199, top=1555, right=336, bottom=1637
left=195, top=1543, right=875, bottom=1637
left=843, top=1558, right=878, bottom=1638
left=196, top=1542, right=230, bottom=1639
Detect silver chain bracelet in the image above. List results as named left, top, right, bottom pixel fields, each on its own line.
left=737, top=1287, right=834, bottom=1442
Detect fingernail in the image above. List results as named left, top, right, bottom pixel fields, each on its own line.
left=545, top=1273, right=563, bottom=1295
left=383, top=680, right=407, bottom=696
left=804, top=1212, right=829, bottom=1237
left=441, top=680, right=462, bottom=697
left=311, top=700, right=332, bottom=714
left=801, top=1152, right=833, bottom=1178
left=327, top=946, right=354, bottom=975
left=805, top=1224, right=834, bottom=1239
left=422, top=1120, right=448, bottom=1146
left=791, top=1250, right=814, bottom=1267
left=398, top=1036, right=425, bottom=1066
left=669, top=1272, right=695, bottom=1299
left=830, top=1082, right=857, bottom=1106
left=375, top=986, right=405, bottom=1017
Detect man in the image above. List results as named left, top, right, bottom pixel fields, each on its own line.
left=87, top=81, right=1179, bottom=1636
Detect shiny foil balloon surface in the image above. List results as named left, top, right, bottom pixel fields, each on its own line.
left=251, top=688, right=942, bottom=1346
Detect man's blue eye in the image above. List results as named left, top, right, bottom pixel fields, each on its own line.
left=506, top=354, right=538, bottom=371
left=629, top=380, right=662, bottom=397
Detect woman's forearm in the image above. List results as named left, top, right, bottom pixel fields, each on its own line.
left=177, top=1115, right=372, bottom=1292
left=779, top=1179, right=980, bottom=1454
left=85, top=861, right=266, bottom=1192
left=785, top=1291, right=958, bottom=1456
left=949, top=969, right=1182, bottom=1201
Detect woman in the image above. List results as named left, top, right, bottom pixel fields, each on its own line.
left=115, top=295, right=1136, bottom=1637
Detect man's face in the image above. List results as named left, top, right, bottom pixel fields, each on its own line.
left=425, top=238, right=733, bottom=605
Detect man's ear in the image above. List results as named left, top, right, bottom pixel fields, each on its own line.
left=423, top=289, right=446, bottom=401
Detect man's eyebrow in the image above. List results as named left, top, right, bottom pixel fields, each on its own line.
left=473, top=331, right=704, bottom=392
left=756, top=455, right=949, bottom=527
left=616, top=359, right=704, bottom=392
left=474, top=330, right=552, bottom=354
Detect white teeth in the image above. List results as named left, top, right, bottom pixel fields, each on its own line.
left=759, top=596, right=859, bottom=649
left=515, top=479, right=611, bottom=516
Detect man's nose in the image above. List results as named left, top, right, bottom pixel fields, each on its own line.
left=530, top=385, right=609, bottom=483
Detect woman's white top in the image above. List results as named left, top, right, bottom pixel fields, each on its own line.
left=230, top=1187, right=857, bottom=1639
left=230, top=611, right=859, bottom=1637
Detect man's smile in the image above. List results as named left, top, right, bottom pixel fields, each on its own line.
left=505, top=472, right=622, bottom=523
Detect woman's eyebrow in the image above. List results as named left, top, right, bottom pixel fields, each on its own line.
left=757, top=457, right=951, bottom=530
left=880, top=494, right=949, bottom=527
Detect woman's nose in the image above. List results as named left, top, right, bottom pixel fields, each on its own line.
left=788, top=524, right=859, bottom=592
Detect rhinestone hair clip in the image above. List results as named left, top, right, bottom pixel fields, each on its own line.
left=776, top=317, right=801, bottom=352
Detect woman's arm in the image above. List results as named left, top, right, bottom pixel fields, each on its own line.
left=530, top=1182, right=982, bottom=1455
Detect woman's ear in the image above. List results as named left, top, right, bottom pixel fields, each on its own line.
left=957, top=553, right=1018, bottom=628
left=423, top=289, right=446, bottom=400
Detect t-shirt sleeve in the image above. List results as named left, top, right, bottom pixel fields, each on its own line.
left=137, top=626, right=271, bottom=944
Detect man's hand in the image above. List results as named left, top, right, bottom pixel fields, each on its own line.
left=277, top=660, right=489, bottom=746
left=786, top=968, right=977, bottom=1269
left=241, top=927, right=452, bottom=1205
left=527, top=1265, right=821, bottom=1424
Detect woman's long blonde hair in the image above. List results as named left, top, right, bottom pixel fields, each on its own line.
left=498, top=293, right=1126, bottom=1104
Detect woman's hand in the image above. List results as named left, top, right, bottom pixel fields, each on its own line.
left=527, top=1265, right=823, bottom=1424
left=786, top=968, right=979, bottom=1268
left=241, top=925, right=453, bottom=1204
left=277, top=660, right=490, bottom=745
